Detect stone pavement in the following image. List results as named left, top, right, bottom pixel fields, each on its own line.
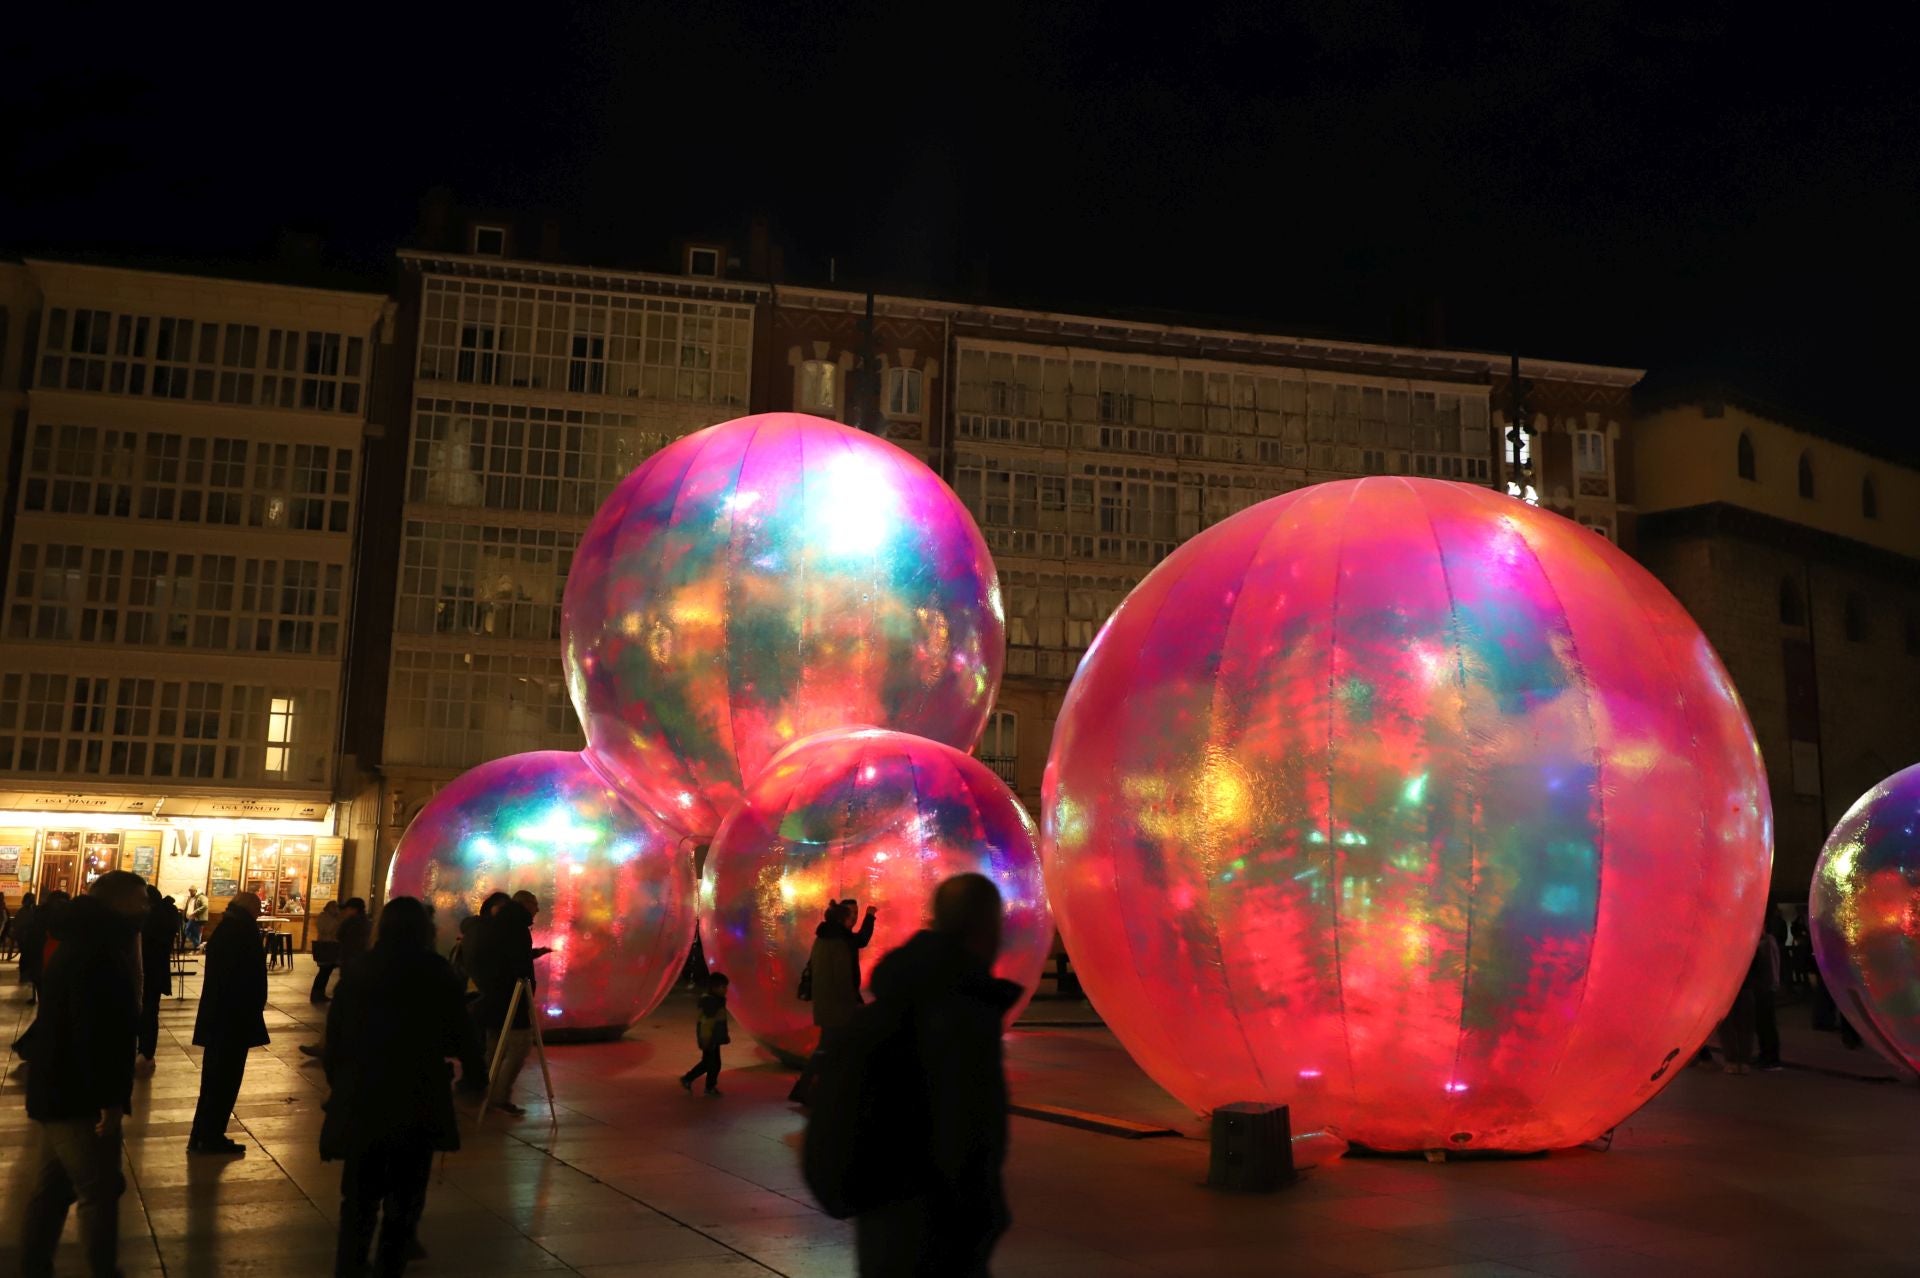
left=2, top=960, right=1919, bottom=1277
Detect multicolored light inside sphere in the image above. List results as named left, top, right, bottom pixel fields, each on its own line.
left=562, top=413, right=1005, bottom=839
left=1810, top=763, right=1920, bottom=1076
left=1042, top=477, right=1773, bottom=1152
left=700, top=727, right=1053, bottom=1061
left=385, top=750, right=696, bottom=1035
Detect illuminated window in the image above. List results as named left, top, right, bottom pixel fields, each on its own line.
left=798, top=360, right=838, bottom=417
left=1737, top=432, right=1756, bottom=481
left=1574, top=429, right=1607, bottom=476
left=1863, top=475, right=1879, bottom=520
left=265, top=697, right=293, bottom=775
left=1798, top=451, right=1815, bottom=499
left=884, top=366, right=924, bottom=420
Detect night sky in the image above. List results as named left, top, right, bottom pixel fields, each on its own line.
left=3, top=2, right=1914, bottom=451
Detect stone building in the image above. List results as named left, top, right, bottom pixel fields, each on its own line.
left=758, top=286, right=1642, bottom=811
left=338, top=221, right=766, bottom=893
left=1634, top=393, right=1920, bottom=895
left=0, top=260, right=387, bottom=936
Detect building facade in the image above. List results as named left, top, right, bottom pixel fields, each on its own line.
left=757, top=287, right=1643, bottom=811
left=344, top=237, right=766, bottom=890
left=1633, top=396, right=1920, bottom=895
left=0, top=261, right=387, bottom=937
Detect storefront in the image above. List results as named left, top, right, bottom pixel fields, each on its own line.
left=0, top=792, right=344, bottom=947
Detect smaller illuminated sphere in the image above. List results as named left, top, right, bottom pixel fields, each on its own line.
left=386, top=750, right=696, bottom=1036
left=562, top=412, right=1005, bottom=840
left=700, top=727, right=1053, bottom=1061
left=1810, top=763, right=1920, bottom=1075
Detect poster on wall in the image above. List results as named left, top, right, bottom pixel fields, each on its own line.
left=125, top=832, right=161, bottom=879
left=208, top=834, right=244, bottom=899
left=315, top=852, right=339, bottom=899
left=0, top=847, right=19, bottom=879
left=0, top=828, right=32, bottom=884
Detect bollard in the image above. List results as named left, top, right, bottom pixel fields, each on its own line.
left=1207, top=1102, right=1295, bottom=1192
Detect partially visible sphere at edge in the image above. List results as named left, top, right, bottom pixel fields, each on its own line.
left=1811, top=762, right=1920, bottom=1075
left=1043, top=477, right=1773, bottom=1152
left=562, top=413, right=1005, bottom=839
left=386, top=750, right=696, bottom=1035
left=701, top=727, right=1053, bottom=1061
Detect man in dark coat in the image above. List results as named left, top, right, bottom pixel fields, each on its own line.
left=470, top=891, right=545, bottom=1114
left=322, top=896, right=485, bottom=1276
left=20, top=870, right=147, bottom=1277
left=850, top=875, right=1019, bottom=1277
left=136, top=885, right=180, bottom=1068
left=190, top=890, right=269, bottom=1155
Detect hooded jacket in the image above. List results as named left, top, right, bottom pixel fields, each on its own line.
left=26, top=896, right=141, bottom=1121
left=862, top=930, right=1022, bottom=1269
left=320, top=942, right=485, bottom=1160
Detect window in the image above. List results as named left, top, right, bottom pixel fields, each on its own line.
left=264, top=697, right=294, bottom=774
left=798, top=360, right=838, bottom=417
left=685, top=247, right=720, bottom=277
left=1844, top=593, right=1867, bottom=643
left=1863, top=475, right=1879, bottom=520
left=1779, top=577, right=1805, bottom=627
left=884, top=366, right=925, bottom=420
left=1581, top=520, right=1613, bottom=541
left=1798, top=451, right=1815, bottom=499
left=1906, top=615, right=1920, bottom=657
left=1737, top=432, right=1756, bottom=481
left=1574, top=429, right=1607, bottom=476
left=472, top=225, right=506, bottom=257
left=976, top=711, right=1018, bottom=785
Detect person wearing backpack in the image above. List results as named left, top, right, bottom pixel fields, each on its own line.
left=806, top=873, right=1021, bottom=1277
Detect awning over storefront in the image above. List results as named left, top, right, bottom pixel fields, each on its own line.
left=0, top=791, right=331, bottom=821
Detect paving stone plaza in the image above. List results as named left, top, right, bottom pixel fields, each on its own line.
left=3, top=960, right=1916, bottom=1277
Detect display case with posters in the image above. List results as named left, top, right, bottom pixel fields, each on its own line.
left=123, top=831, right=161, bottom=881
left=0, top=829, right=34, bottom=900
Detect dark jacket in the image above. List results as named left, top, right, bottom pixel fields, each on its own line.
left=141, top=898, right=180, bottom=998
left=809, top=918, right=865, bottom=1031
left=15, top=902, right=47, bottom=984
left=336, top=910, right=371, bottom=966
left=26, top=897, right=141, bottom=1121
left=193, top=912, right=270, bottom=1049
left=320, top=944, right=485, bottom=1160
left=863, top=930, right=1021, bottom=1271
left=471, top=902, right=535, bottom=1031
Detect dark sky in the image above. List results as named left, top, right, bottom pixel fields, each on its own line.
left=3, top=1, right=1915, bottom=449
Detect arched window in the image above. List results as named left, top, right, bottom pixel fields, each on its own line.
left=1737, top=432, right=1756, bottom=481
left=1798, top=451, right=1815, bottom=499
left=1863, top=474, right=1879, bottom=520
left=1779, top=577, right=1805, bottom=627
left=1844, top=593, right=1868, bottom=643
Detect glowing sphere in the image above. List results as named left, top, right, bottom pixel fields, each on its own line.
left=1042, top=477, right=1772, bottom=1152
left=700, top=727, right=1052, bottom=1061
left=562, top=413, right=1004, bottom=838
left=1810, top=763, right=1920, bottom=1075
left=385, top=750, right=695, bottom=1035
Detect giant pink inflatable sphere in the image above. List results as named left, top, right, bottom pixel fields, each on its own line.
left=1042, top=477, right=1773, bottom=1152
left=1810, top=763, right=1920, bottom=1076
left=561, top=413, right=1004, bottom=839
left=701, top=727, right=1053, bottom=1062
left=386, top=750, right=695, bottom=1036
